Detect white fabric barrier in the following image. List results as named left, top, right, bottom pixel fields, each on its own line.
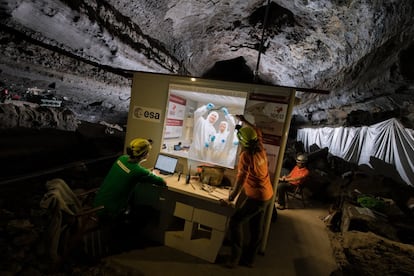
left=297, top=118, right=414, bottom=187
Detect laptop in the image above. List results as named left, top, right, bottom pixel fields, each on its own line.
left=154, top=154, right=178, bottom=175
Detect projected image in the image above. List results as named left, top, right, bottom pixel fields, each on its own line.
left=160, top=84, right=247, bottom=168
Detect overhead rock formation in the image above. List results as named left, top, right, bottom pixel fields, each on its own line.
left=0, top=0, right=413, bottom=126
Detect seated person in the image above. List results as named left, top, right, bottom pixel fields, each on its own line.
left=93, top=138, right=167, bottom=221
left=276, top=154, right=309, bottom=210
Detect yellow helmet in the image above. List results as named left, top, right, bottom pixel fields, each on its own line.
left=237, top=127, right=257, bottom=148
left=127, top=138, right=152, bottom=158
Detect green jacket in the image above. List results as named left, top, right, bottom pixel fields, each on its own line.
left=93, top=155, right=166, bottom=219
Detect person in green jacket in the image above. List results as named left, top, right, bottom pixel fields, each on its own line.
left=93, top=138, right=167, bottom=221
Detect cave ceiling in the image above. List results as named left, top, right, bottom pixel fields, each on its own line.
left=0, top=0, right=414, bottom=127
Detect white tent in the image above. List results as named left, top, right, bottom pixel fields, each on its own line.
left=297, top=118, right=414, bottom=187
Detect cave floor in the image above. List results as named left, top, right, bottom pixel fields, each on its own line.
left=92, top=200, right=339, bottom=276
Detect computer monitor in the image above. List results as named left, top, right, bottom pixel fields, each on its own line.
left=154, top=154, right=178, bottom=175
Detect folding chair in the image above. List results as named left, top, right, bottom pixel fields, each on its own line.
left=286, top=184, right=306, bottom=208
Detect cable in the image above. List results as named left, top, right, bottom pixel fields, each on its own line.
left=254, top=0, right=271, bottom=82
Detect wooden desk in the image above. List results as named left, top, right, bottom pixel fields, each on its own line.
left=160, top=174, right=234, bottom=262
left=164, top=174, right=231, bottom=202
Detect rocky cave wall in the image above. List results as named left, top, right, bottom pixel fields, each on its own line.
left=1, top=0, right=414, bottom=129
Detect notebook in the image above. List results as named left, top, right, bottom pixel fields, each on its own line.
left=154, top=154, right=178, bottom=175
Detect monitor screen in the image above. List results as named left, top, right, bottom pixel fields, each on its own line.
left=154, top=154, right=178, bottom=175
left=160, top=84, right=247, bottom=169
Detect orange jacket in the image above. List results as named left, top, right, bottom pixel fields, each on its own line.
left=287, top=165, right=309, bottom=186
left=236, top=130, right=273, bottom=201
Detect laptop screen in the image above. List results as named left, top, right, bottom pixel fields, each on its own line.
left=154, top=154, right=178, bottom=175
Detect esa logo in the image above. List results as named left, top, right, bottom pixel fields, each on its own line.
left=133, top=106, right=162, bottom=122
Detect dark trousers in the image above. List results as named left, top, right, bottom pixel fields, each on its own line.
left=277, top=181, right=295, bottom=206
left=228, top=197, right=271, bottom=264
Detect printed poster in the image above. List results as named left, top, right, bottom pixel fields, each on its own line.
left=164, top=94, right=186, bottom=138
left=245, top=93, right=289, bottom=181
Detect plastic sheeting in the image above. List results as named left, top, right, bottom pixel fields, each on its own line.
left=297, top=118, right=414, bottom=187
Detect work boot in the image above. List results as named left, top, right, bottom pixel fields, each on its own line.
left=224, top=256, right=239, bottom=269
left=276, top=203, right=286, bottom=210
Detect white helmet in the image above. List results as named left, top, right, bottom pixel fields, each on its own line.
left=296, top=154, right=308, bottom=163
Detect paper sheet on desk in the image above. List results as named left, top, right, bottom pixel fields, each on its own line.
left=203, top=186, right=229, bottom=199
left=208, top=191, right=227, bottom=200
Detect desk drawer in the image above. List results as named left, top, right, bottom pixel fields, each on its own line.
left=174, top=202, right=194, bottom=220
left=193, top=208, right=228, bottom=231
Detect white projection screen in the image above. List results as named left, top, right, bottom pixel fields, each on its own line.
left=160, top=84, right=247, bottom=169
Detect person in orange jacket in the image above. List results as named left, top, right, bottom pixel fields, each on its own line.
left=220, top=115, right=273, bottom=268
left=276, top=154, right=310, bottom=210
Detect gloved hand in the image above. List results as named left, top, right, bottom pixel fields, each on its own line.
left=233, top=140, right=239, bottom=146
left=205, top=142, right=209, bottom=148
left=211, top=135, right=216, bottom=142
left=219, top=198, right=230, bottom=207
left=221, top=107, right=229, bottom=115
left=220, top=198, right=235, bottom=207
left=206, top=103, right=215, bottom=110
